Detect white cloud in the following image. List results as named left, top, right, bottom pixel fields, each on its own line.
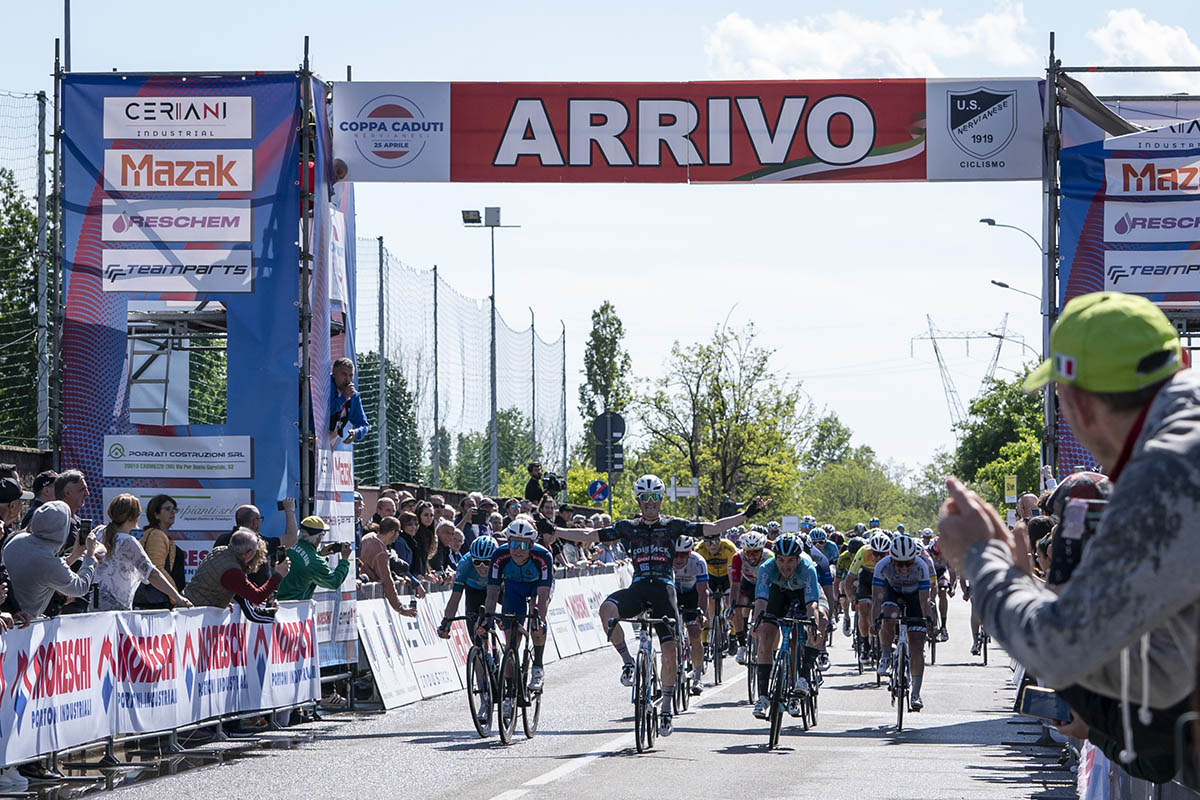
left=704, top=5, right=1038, bottom=80
left=1087, top=9, right=1200, bottom=92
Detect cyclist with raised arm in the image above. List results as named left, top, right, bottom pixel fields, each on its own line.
left=751, top=534, right=820, bottom=719
left=871, top=534, right=934, bottom=711
left=672, top=535, right=710, bottom=695
left=481, top=518, right=554, bottom=693
left=730, top=530, right=770, bottom=664
left=555, top=474, right=768, bottom=737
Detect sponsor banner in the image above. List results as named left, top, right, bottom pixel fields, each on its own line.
left=315, top=449, right=355, bottom=494
left=1104, top=156, right=1200, bottom=197
left=103, top=434, right=252, bottom=479
left=103, top=149, right=254, bottom=192
left=103, top=96, right=253, bottom=140
left=101, top=487, right=251, bottom=532
left=1104, top=118, right=1200, bottom=152
left=102, top=199, right=252, bottom=243
left=1103, top=200, right=1200, bottom=243
left=925, top=79, right=1044, bottom=181
left=177, top=541, right=214, bottom=583
left=332, top=79, right=1043, bottom=184
left=561, top=578, right=607, bottom=651
left=398, top=597, right=461, bottom=698
left=329, top=209, right=350, bottom=310
left=0, top=605, right=318, bottom=767
left=101, top=248, right=253, bottom=294
left=545, top=584, right=581, bottom=658
left=355, top=599, right=421, bottom=709
left=1104, top=250, right=1200, bottom=293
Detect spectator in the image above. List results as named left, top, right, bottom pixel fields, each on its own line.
left=137, top=494, right=188, bottom=608
left=277, top=516, right=352, bottom=601
left=0, top=477, right=32, bottom=535
left=504, top=498, right=523, bottom=524
left=184, top=529, right=289, bottom=623
left=524, top=462, right=545, bottom=503
left=93, top=493, right=190, bottom=612
left=937, top=292, right=1200, bottom=781
left=372, top=496, right=397, bottom=526
left=530, top=495, right=577, bottom=567
left=455, top=495, right=489, bottom=546
left=217, top=499, right=299, bottom=586
left=415, top=500, right=438, bottom=563
left=20, top=470, right=56, bottom=529
left=329, top=357, right=369, bottom=444
left=0, top=463, right=15, bottom=480
left=489, top=512, right=505, bottom=534
left=397, top=512, right=426, bottom=575
left=429, top=494, right=446, bottom=516
left=3, top=501, right=97, bottom=617
left=430, top=519, right=462, bottom=572
left=358, top=522, right=418, bottom=615
left=382, top=515, right=412, bottom=565
left=1016, top=492, right=1040, bottom=522
left=353, top=492, right=365, bottom=553
left=53, top=469, right=88, bottom=550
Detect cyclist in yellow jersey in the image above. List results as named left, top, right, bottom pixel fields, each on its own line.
left=700, top=532, right=739, bottom=653
left=843, top=530, right=891, bottom=646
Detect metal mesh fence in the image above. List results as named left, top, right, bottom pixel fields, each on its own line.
left=353, top=237, right=566, bottom=493
left=0, top=90, right=46, bottom=449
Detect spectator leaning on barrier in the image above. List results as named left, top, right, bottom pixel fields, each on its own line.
left=277, top=516, right=352, bottom=601
left=359, top=522, right=419, bottom=616
left=184, top=529, right=289, bottom=622
left=53, top=469, right=88, bottom=550
left=397, top=511, right=427, bottom=575
left=329, top=357, right=369, bottom=444
left=937, top=292, right=1200, bottom=781
left=137, top=493, right=188, bottom=608
left=430, top=519, right=462, bottom=573
left=218, top=499, right=299, bottom=586
left=93, top=493, right=190, bottom=612
left=383, top=514, right=413, bottom=565
left=19, top=470, right=56, bottom=529
left=3, top=501, right=97, bottom=617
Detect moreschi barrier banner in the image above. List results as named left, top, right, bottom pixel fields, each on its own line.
left=0, top=603, right=320, bottom=767
left=332, top=79, right=1044, bottom=184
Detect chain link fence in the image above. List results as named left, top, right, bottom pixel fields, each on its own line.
left=353, top=237, right=566, bottom=493
left=0, top=90, right=48, bottom=450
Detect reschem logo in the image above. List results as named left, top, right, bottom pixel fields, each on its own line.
left=1105, top=201, right=1200, bottom=243
left=339, top=94, right=445, bottom=169
left=102, top=200, right=252, bottom=243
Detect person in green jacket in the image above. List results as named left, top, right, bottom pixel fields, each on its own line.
left=277, top=516, right=352, bottom=601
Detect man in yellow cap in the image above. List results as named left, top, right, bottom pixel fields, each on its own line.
left=277, top=515, right=353, bottom=602
left=937, top=291, right=1197, bottom=779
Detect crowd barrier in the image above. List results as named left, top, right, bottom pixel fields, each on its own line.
left=0, top=603, right=321, bottom=768
left=357, top=564, right=633, bottom=709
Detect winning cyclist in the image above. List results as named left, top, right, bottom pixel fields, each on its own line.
left=730, top=530, right=770, bottom=664
left=555, top=475, right=768, bottom=737
left=751, top=533, right=820, bottom=720
left=871, top=534, right=934, bottom=711
left=481, top=518, right=554, bottom=693
left=672, top=535, right=710, bottom=695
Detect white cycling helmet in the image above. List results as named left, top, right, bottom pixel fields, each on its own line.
left=890, top=534, right=920, bottom=562
left=766, top=520, right=780, bottom=533
left=634, top=474, right=666, bottom=495
left=506, top=517, right=538, bottom=541
left=895, top=523, right=906, bottom=534
left=740, top=531, right=768, bottom=551
left=675, top=535, right=695, bottom=553
left=868, top=531, right=892, bottom=554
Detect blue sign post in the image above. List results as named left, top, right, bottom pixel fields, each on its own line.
left=587, top=479, right=610, bottom=503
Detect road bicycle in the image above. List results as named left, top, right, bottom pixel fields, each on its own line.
left=613, top=606, right=677, bottom=753
left=705, top=590, right=730, bottom=685
left=927, top=608, right=938, bottom=666
left=448, top=612, right=505, bottom=738
left=478, top=611, right=543, bottom=744
left=881, top=615, right=926, bottom=732
left=675, top=614, right=694, bottom=713
left=852, top=609, right=880, bottom=678
left=979, top=626, right=991, bottom=666
left=733, top=603, right=757, bottom=704
left=760, top=602, right=817, bottom=750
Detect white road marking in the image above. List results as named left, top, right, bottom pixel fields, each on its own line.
left=488, top=791, right=529, bottom=800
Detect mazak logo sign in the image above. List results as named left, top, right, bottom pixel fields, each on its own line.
left=102, top=199, right=252, bottom=243
left=1104, top=200, right=1200, bottom=243
left=1105, top=157, right=1200, bottom=197
left=103, top=149, right=254, bottom=192
left=947, top=87, right=1018, bottom=159
left=1104, top=250, right=1200, bottom=293
left=104, top=96, right=253, bottom=139
left=101, top=248, right=253, bottom=294
left=341, top=93, right=445, bottom=169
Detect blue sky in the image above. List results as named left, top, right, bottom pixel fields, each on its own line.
left=4, top=1, right=1198, bottom=473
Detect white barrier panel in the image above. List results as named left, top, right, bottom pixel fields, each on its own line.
left=561, top=578, right=606, bottom=651
left=355, top=600, right=421, bottom=710
left=398, top=597, right=461, bottom=698
left=0, top=603, right=320, bottom=768
left=545, top=582, right=581, bottom=658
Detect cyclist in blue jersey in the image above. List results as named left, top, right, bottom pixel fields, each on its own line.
left=871, top=534, right=934, bottom=711
left=804, top=534, right=835, bottom=671
left=811, top=526, right=839, bottom=565
left=556, top=474, right=768, bottom=737
left=482, top=518, right=554, bottom=691
left=438, top=535, right=498, bottom=641
left=751, top=534, right=820, bottom=720
left=672, top=535, right=710, bottom=696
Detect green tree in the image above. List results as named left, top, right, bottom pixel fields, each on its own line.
left=0, top=168, right=39, bottom=446
left=579, top=301, right=633, bottom=430
left=798, top=449, right=910, bottom=530
left=800, top=413, right=853, bottom=472
left=953, top=371, right=1043, bottom=508
left=187, top=336, right=227, bottom=424
left=351, top=351, right=422, bottom=485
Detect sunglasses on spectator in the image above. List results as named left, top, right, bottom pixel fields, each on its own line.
left=403, top=520, right=418, bottom=527
left=637, top=492, right=663, bottom=502
left=472, top=558, right=489, bottom=567
left=510, top=540, right=533, bottom=550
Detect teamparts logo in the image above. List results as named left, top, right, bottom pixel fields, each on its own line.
left=339, top=94, right=445, bottom=169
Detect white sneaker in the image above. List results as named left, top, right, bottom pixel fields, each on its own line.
left=0, top=768, right=29, bottom=792
left=910, top=694, right=924, bottom=711
left=501, top=698, right=515, bottom=720
left=620, top=663, right=634, bottom=687
left=735, top=645, right=748, bottom=665
left=690, top=676, right=703, bottom=696
left=795, top=676, right=811, bottom=696
left=529, top=666, right=544, bottom=692
left=752, top=695, right=770, bottom=719
left=659, top=712, right=673, bottom=737
left=787, top=698, right=802, bottom=717
left=877, top=655, right=892, bottom=676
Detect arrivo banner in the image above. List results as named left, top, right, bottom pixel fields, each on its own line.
left=0, top=604, right=319, bottom=767
left=331, top=79, right=1043, bottom=184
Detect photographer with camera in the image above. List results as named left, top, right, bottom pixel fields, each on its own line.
left=455, top=494, right=492, bottom=548
left=277, top=516, right=353, bottom=602
left=938, top=292, right=1200, bottom=782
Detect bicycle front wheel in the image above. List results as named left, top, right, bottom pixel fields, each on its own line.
left=895, top=642, right=907, bottom=732
left=745, top=636, right=757, bottom=705
left=767, top=651, right=786, bottom=750
left=711, top=614, right=725, bottom=686
left=982, top=633, right=989, bottom=665
left=498, top=648, right=520, bottom=745
left=521, top=647, right=541, bottom=739
left=634, top=649, right=650, bottom=753
left=466, top=647, right=493, bottom=738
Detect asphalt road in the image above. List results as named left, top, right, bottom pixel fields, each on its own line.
left=109, top=609, right=1076, bottom=800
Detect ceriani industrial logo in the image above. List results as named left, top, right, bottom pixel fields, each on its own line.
left=103, top=96, right=253, bottom=139
left=332, top=82, right=451, bottom=182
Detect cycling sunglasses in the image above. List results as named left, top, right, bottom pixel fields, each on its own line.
left=472, top=557, right=489, bottom=567
left=702, top=535, right=721, bottom=541
left=510, top=540, right=533, bottom=550
left=637, top=492, right=664, bottom=502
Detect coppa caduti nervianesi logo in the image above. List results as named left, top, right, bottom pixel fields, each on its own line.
left=947, top=87, right=1018, bottom=160
left=339, top=94, right=445, bottom=169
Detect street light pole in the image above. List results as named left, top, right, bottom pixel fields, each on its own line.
left=989, top=279, right=1041, bottom=302
left=987, top=331, right=1040, bottom=360
left=979, top=218, right=1042, bottom=252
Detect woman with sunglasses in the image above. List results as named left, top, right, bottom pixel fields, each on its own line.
left=555, top=474, right=769, bottom=739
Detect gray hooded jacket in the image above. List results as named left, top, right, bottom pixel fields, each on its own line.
left=964, top=368, right=1200, bottom=709
left=2, top=500, right=96, bottom=617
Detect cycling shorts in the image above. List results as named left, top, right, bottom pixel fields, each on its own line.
left=605, top=580, right=679, bottom=643
left=762, top=584, right=810, bottom=625
left=855, top=570, right=874, bottom=602
left=835, top=568, right=848, bottom=581
left=678, top=586, right=701, bottom=624
left=501, top=581, right=541, bottom=627
left=881, top=584, right=926, bottom=633
left=736, top=578, right=756, bottom=606
left=708, top=574, right=731, bottom=595
left=464, top=586, right=487, bottom=633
